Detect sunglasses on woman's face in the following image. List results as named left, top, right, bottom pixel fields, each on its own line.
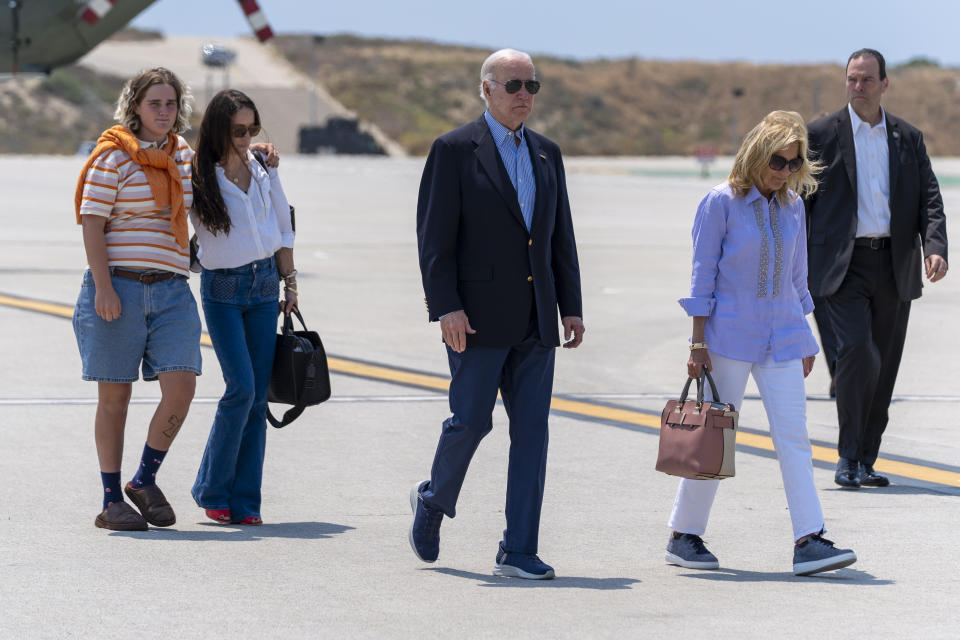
left=769, top=154, right=803, bottom=173
left=231, top=124, right=261, bottom=138
left=494, top=79, right=542, bottom=95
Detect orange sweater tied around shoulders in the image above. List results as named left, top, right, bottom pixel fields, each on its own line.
left=74, top=125, right=188, bottom=249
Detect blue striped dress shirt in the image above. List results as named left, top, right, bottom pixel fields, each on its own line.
left=484, top=110, right=536, bottom=230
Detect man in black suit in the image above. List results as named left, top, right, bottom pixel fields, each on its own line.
left=805, top=48, right=948, bottom=489
left=410, top=48, right=584, bottom=579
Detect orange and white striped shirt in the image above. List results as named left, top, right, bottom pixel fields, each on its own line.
left=78, top=136, right=194, bottom=276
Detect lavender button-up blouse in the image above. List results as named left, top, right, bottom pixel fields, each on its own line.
left=678, top=182, right=819, bottom=363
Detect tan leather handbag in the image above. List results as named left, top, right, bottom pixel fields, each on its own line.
left=656, top=368, right=738, bottom=480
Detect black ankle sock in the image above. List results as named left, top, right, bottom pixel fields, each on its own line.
left=101, top=471, right=122, bottom=510
left=130, top=444, right=167, bottom=488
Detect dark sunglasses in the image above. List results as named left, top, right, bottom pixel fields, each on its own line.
left=494, top=79, right=541, bottom=95
left=769, top=154, right=803, bottom=173
left=231, top=124, right=261, bottom=138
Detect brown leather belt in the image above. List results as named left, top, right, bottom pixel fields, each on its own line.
left=853, top=237, right=890, bottom=250
left=111, top=268, right=177, bottom=284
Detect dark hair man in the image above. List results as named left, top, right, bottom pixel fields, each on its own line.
left=805, top=48, right=948, bottom=489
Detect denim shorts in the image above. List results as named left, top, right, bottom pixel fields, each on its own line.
left=73, top=269, right=202, bottom=383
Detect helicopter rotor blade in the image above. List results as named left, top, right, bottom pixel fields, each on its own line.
left=237, top=0, right=274, bottom=42
left=80, top=0, right=118, bottom=26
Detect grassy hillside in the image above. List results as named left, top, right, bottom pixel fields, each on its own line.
left=273, top=35, right=960, bottom=156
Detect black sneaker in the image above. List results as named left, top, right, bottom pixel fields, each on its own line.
left=408, top=481, right=443, bottom=563
left=793, top=533, right=857, bottom=576
left=665, top=532, right=719, bottom=569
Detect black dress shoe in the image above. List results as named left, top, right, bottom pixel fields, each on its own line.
left=859, top=464, right=890, bottom=487
left=834, top=457, right=860, bottom=488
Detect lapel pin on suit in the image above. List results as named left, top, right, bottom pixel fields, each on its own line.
left=892, top=130, right=900, bottom=140
left=538, top=153, right=546, bottom=160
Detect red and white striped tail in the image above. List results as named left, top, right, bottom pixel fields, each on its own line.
left=80, top=0, right=117, bottom=25
left=238, top=0, right=275, bottom=42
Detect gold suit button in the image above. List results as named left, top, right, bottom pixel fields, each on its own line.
left=527, top=276, right=533, bottom=282
left=528, top=239, right=533, bottom=246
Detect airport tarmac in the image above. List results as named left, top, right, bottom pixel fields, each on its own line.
left=1, top=153, right=958, bottom=638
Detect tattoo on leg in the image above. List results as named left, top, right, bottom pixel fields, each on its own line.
left=162, top=414, right=183, bottom=439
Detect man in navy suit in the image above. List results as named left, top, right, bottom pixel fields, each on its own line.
left=410, top=48, right=584, bottom=579
left=806, top=49, right=948, bottom=489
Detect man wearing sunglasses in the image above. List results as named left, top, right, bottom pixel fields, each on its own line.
left=412, top=48, right=584, bottom=579
left=805, top=48, right=948, bottom=490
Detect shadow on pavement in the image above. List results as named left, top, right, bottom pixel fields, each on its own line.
left=424, top=567, right=640, bottom=589
left=822, top=484, right=960, bottom=497
left=676, top=567, right=892, bottom=585
left=108, top=521, right=355, bottom=541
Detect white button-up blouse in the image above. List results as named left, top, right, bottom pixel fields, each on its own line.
left=190, top=151, right=295, bottom=270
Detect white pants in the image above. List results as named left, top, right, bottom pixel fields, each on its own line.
left=667, top=352, right=824, bottom=541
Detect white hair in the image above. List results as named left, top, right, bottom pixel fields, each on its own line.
left=478, top=48, right=536, bottom=107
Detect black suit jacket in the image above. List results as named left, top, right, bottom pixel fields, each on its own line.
left=805, top=107, right=948, bottom=301
left=416, top=115, right=582, bottom=348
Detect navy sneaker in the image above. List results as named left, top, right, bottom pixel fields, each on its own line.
left=793, top=533, right=857, bottom=576
left=493, top=543, right=555, bottom=580
left=409, top=481, right=443, bottom=563
left=665, top=532, right=720, bottom=570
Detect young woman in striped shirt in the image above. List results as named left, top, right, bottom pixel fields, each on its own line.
left=74, top=68, right=200, bottom=531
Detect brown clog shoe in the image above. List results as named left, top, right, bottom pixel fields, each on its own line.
left=124, top=482, right=176, bottom=527
left=95, top=501, right=148, bottom=531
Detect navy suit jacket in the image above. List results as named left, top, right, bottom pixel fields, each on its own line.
left=417, top=115, right=582, bottom=348
left=805, top=107, right=948, bottom=301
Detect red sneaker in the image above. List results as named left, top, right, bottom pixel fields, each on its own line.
left=205, top=509, right=231, bottom=523
left=239, top=516, right=262, bottom=525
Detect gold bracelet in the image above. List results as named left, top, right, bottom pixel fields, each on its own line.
left=689, top=342, right=708, bottom=351
left=284, top=286, right=298, bottom=295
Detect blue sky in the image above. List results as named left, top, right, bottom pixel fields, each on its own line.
left=130, top=0, right=960, bottom=66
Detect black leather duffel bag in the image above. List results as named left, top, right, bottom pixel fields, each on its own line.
left=267, top=309, right=331, bottom=428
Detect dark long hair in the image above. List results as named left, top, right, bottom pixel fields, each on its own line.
left=191, top=89, right=261, bottom=234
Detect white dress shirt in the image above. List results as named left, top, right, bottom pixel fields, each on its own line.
left=190, top=151, right=295, bottom=270
left=848, top=103, right=891, bottom=238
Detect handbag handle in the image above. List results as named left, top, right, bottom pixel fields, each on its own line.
left=678, top=365, right=722, bottom=407
left=281, top=307, right=309, bottom=335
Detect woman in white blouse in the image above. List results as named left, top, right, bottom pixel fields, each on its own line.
left=189, top=89, right=297, bottom=525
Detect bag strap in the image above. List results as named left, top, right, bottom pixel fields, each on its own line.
left=268, top=340, right=323, bottom=429
left=268, top=404, right=305, bottom=428
left=279, top=308, right=309, bottom=335
left=252, top=149, right=269, bottom=171
left=694, top=366, right=722, bottom=406
left=679, top=364, right=722, bottom=407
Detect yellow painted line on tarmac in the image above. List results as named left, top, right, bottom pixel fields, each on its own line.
left=3, top=291, right=959, bottom=489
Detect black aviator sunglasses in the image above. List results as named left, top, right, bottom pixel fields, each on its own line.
left=769, top=154, right=803, bottom=173
left=492, top=79, right=541, bottom=95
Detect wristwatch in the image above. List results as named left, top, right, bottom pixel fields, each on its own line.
left=689, top=342, right=708, bottom=351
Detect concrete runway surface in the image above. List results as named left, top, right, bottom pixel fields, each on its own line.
left=0, top=154, right=958, bottom=638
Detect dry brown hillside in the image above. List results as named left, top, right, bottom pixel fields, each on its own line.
left=4, top=34, right=959, bottom=156
left=274, top=35, right=960, bottom=156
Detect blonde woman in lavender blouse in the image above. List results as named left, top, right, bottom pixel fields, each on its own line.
left=664, top=111, right=858, bottom=577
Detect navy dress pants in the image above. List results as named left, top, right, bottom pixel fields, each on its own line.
left=421, top=334, right=556, bottom=555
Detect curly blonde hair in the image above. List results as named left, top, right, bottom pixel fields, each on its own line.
left=729, top=110, right=821, bottom=202
left=113, top=67, right=192, bottom=135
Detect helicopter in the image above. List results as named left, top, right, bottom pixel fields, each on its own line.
left=0, top=0, right=274, bottom=75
